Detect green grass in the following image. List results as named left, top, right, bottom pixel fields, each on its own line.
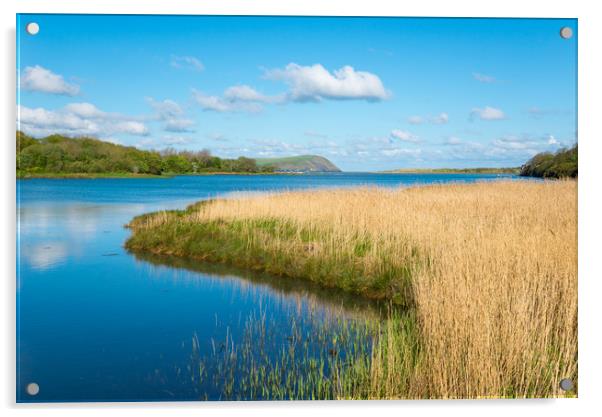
left=188, top=306, right=420, bottom=400
left=126, top=210, right=420, bottom=306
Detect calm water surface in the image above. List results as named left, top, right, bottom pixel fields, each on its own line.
left=17, top=173, right=519, bottom=402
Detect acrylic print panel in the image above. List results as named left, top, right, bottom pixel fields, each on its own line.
left=16, top=14, right=577, bottom=402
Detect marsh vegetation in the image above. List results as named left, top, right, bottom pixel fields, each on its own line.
left=125, top=180, right=577, bottom=399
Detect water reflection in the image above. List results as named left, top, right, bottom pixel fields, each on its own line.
left=131, top=251, right=384, bottom=320
left=21, top=242, right=68, bottom=271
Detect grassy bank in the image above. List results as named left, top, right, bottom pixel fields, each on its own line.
left=126, top=181, right=577, bottom=398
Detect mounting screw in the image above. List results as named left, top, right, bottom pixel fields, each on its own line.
left=26, top=382, right=40, bottom=396
left=25, top=22, right=40, bottom=35
left=560, top=27, right=573, bottom=40
left=559, top=378, right=574, bottom=391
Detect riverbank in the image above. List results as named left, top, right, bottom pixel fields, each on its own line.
left=382, top=167, right=519, bottom=174
left=16, top=171, right=296, bottom=179
left=125, top=180, right=577, bottom=398
left=17, top=172, right=169, bottom=179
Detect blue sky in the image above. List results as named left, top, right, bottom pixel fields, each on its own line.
left=17, top=15, right=577, bottom=171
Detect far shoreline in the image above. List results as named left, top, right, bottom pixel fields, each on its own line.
left=16, top=171, right=307, bottom=180
left=17, top=169, right=520, bottom=180
left=379, top=168, right=519, bottom=175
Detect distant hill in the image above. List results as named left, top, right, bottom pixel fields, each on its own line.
left=519, top=145, right=577, bottom=178
left=255, top=155, right=341, bottom=173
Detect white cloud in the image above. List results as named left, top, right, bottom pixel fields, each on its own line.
left=20, top=65, right=80, bottom=96
left=18, top=103, right=149, bottom=138
left=191, top=63, right=389, bottom=113
left=164, top=118, right=195, bottom=132
left=192, top=90, right=235, bottom=112
left=147, top=98, right=184, bottom=118
left=146, top=97, right=195, bottom=132
left=64, top=102, right=105, bottom=118
left=192, top=89, right=263, bottom=113
left=113, top=121, right=149, bottom=136
left=407, top=115, right=424, bottom=125
left=265, top=63, right=390, bottom=102
left=471, top=106, right=505, bottom=121
left=223, top=85, right=280, bottom=103
left=170, top=55, right=204, bottom=71
left=473, top=72, right=496, bottom=83
left=390, top=129, right=419, bottom=143
left=548, top=135, right=559, bottom=145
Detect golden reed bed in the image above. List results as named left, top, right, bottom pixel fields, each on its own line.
left=129, top=180, right=577, bottom=398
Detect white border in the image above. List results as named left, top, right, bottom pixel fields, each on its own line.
left=2, top=1, right=601, bottom=416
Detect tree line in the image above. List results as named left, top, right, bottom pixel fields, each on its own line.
left=519, top=145, right=577, bottom=179
left=16, top=132, right=274, bottom=176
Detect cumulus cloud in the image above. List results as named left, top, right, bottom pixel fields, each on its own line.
left=164, top=119, right=195, bottom=132
left=146, top=97, right=195, bottom=132
left=170, top=55, right=204, bottom=71
left=223, top=85, right=281, bottom=103
left=191, top=63, right=389, bottom=113
left=192, top=89, right=264, bottom=113
left=20, top=65, right=80, bottom=96
left=390, top=129, right=420, bottom=143
left=64, top=102, right=105, bottom=118
left=473, top=72, right=496, bottom=83
left=265, top=63, right=390, bottom=102
left=147, top=98, right=184, bottom=118
left=471, top=106, right=505, bottom=121
left=18, top=103, right=149, bottom=138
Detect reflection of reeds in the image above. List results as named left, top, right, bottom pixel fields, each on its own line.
left=131, top=251, right=383, bottom=320
left=127, top=181, right=577, bottom=398
left=190, top=303, right=418, bottom=400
